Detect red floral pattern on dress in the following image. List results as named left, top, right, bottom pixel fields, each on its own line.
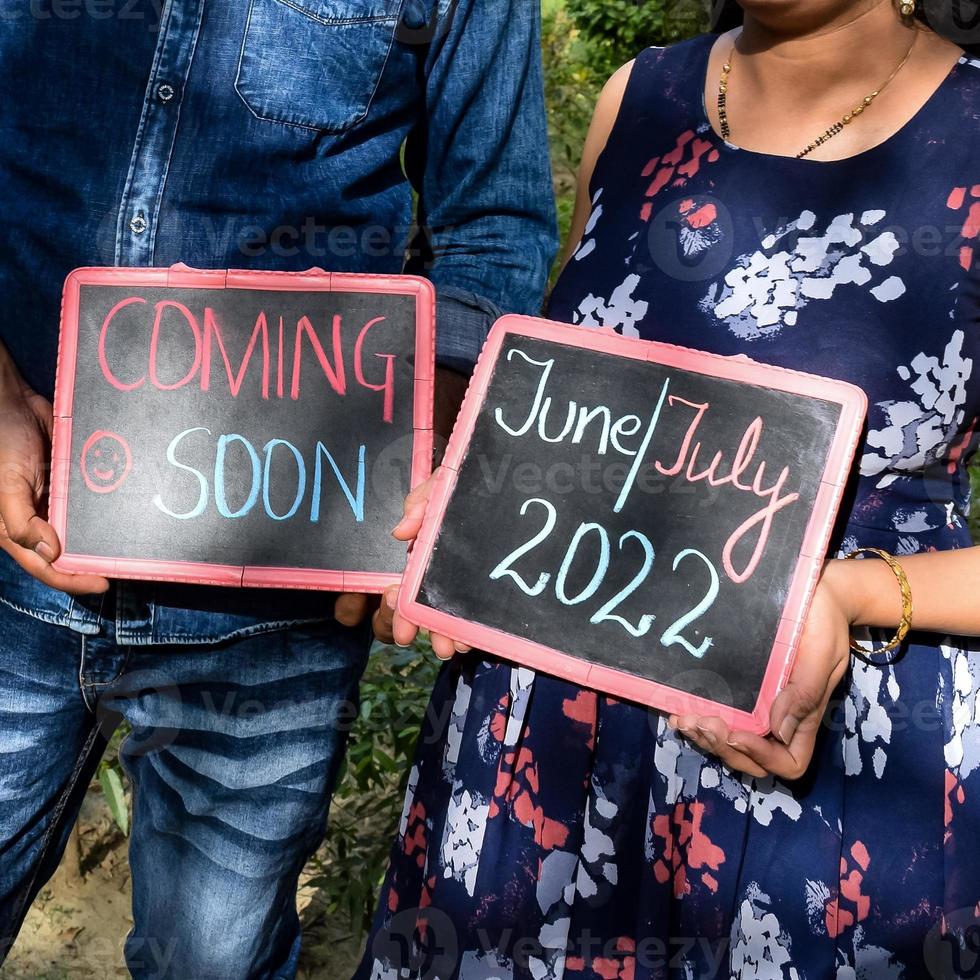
left=650, top=801, right=725, bottom=897
left=638, top=130, right=720, bottom=222
left=947, top=183, right=980, bottom=271
left=403, top=800, right=427, bottom=869
left=826, top=841, right=872, bottom=938
left=490, top=745, right=570, bottom=851
left=946, top=768, right=967, bottom=843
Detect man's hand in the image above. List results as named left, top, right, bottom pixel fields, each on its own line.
left=334, top=365, right=469, bottom=644
left=0, top=359, right=109, bottom=595
left=336, top=469, right=470, bottom=660
left=667, top=565, right=851, bottom=779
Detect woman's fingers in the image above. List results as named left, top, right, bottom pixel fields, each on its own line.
left=392, top=470, right=438, bottom=541
left=669, top=713, right=768, bottom=779
left=391, top=605, right=421, bottom=648
left=430, top=632, right=470, bottom=660
left=430, top=632, right=456, bottom=660
left=768, top=644, right=848, bottom=748
left=372, top=579, right=471, bottom=658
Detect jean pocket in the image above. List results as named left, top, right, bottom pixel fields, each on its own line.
left=235, top=0, right=402, bottom=133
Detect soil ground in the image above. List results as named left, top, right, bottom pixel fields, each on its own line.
left=1, top=791, right=365, bottom=980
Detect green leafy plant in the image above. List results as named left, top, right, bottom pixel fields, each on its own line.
left=563, top=0, right=708, bottom=80
left=542, top=3, right=602, bottom=193
left=95, top=726, right=130, bottom=837
left=97, top=760, right=129, bottom=838
left=303, top=638, right=440, bottom=937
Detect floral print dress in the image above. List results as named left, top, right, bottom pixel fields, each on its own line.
left=357, top=34, right=980, bottom=980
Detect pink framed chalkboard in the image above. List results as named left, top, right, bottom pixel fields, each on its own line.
left=397, top=315, right=866, bottom=734
left=50, top=264, right=435, bottom=592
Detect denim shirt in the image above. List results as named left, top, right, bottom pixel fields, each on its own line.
left=0, top=0, right=557, bottom=643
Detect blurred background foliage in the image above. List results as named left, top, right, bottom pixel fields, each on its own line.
left=542, top=0, right=710, bottom=256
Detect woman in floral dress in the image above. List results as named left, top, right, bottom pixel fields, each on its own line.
left=359, top=1, right=980, bottom=977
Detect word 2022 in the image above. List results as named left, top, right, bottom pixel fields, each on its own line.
left=50, top=267, right=435, bottom=591
left=398, top=316, right=865, bottom=733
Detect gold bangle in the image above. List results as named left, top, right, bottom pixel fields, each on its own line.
left=842, top=547, right=914, bottom=656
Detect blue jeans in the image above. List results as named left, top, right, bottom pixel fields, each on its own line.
left=0, top=592, right=371, bottom=979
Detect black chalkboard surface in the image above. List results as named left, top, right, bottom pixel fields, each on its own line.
left=50, top=266, right=434, bottom=591
left=399, top=316, right=865, bottom=732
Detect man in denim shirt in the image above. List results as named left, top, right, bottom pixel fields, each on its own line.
left=0, top=0, right=556, bottom=975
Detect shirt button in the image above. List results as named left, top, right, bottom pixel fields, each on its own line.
left=129, top=211, right=148, bottom=235
left=156, top=82, right=175, bottom=104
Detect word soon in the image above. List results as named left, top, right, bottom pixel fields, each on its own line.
left=152, top=427, right=365, bottom=523
left=489, top=496, right=719, bottom=657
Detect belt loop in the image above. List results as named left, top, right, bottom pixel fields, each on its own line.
left=114, top=581, right=155, bottom=644
left=65, top=594, right=105, bottom=636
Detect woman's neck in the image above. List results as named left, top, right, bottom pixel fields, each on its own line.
left=702, top=0, right=966, bottom=161
left=736, top=1, right=917, bottom=108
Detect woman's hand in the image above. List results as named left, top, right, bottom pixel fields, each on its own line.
left=668, top=562, right=853, bottom=780
left=362, top=468, right=471, bottom=661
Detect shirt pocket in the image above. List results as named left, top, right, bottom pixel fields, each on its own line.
left=235, top=0, right=403, bottom=133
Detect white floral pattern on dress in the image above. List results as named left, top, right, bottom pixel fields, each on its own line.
left=700, top=210, right=905, bottom=339
left=861, top=329, right=974, bottom=489
left=843, top=659, right=901, bottom=780
left=441, top=787, right=490, bottom=895
left=942, top=639, right=980, bottom=780
left=573, top=273, right=649, bottom=337
left=571, top=188, right=603, bottom=263
left=731, top=883, right=801, bottom=980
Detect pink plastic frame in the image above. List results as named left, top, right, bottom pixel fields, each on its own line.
left=398, top=315, right=867, bottom=734
left=50, top=264, right=436, bottom=592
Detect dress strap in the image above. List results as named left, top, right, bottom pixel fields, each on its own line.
left=588, top=34, right=717, bottom=200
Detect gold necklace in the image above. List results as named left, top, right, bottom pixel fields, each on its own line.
left=717, top=31, right=918, bottom=159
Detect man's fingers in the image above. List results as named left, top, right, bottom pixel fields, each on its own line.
left=0, top=471, right=59, bottom=558
left=334, top=592, right=373, bottom=627
left=0, top=538, right=109, bottom=595
left=0, top=473, right=106, bottom=593
left=24, top=391, right=53, bottom=440
left=0, top=465, right=107, bottom=593
left=372, top=585, right=399, bottom=643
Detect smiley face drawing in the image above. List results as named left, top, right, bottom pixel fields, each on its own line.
left=81, top=430, right=132, bottom=494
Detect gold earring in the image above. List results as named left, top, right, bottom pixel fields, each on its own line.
left=899, top=0, right=916, bottom=15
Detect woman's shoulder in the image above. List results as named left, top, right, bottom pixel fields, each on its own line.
left=605, top=33, right=716, bottom=133
left=948, top=50, right=980, bottom=107
left=911, top=47, right=980, bottom=163
left=628, top=32, right=716, bottom=89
